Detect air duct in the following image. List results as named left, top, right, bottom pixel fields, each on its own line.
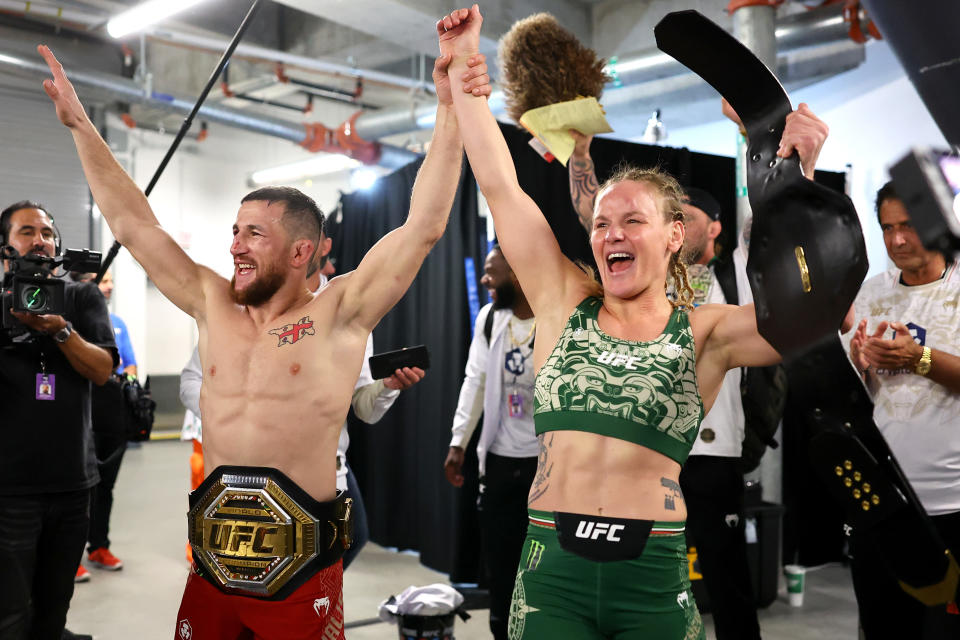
left=0, top=49, right=420, bottom=169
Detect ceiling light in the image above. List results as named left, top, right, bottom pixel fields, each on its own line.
left=350, top=168, right=379, bottom=191
left=107, top=0, right=211, bottom=39
left=249, top=154, right=360, bottom=186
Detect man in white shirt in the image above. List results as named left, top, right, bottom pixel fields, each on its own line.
left=845, top=181, right=960, bottom=639
left=444, top=245, right=537, bottom=640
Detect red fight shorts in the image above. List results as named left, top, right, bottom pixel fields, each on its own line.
left=173, top=560, right=344, bottom=640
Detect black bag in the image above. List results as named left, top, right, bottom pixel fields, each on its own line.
left=121, top=375, right=156, bottom=442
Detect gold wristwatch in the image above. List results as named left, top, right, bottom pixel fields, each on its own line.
left=915, top=346, right=932, bottom=376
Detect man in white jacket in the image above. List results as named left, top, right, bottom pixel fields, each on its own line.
left=444, top=245, right=536, bottom=640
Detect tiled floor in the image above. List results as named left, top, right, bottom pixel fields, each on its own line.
left=65, top=440, right=860, bottom=639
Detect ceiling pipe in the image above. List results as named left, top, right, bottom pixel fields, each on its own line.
left=0, top=0, right=101, bottom=28
left=351, top=2, right=875, bottom=142
left=0, top=0, right=435, bottom=94
left=0, top=48, right=420, bottom=169
left=146, top=27, right=435, bottom=94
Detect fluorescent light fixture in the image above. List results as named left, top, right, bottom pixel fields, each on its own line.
left=249, top=154, right=361, bottom=186
left=108, top=0, right=211, bottom=39
left=605, top=52, right=673, bottom=75
left=350, top=168, right=379, bottom=191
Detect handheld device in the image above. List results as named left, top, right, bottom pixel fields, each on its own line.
left=368, top=345, right=430, bottom=380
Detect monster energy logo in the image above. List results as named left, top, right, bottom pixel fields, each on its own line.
left=525, top=540, right=545, bottom=571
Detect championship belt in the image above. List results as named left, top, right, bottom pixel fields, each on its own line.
left=188, top=465, right=352, bottom=600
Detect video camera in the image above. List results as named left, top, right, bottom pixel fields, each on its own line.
left=1, top=246, right=101, bottom=333
left=889, top=147, right=960, bottom=256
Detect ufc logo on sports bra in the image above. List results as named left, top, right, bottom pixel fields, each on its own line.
left=596, top=351, right=641, bottom=370
left=575, top=520, right=625, bottom=542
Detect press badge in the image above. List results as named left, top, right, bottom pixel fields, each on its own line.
left=36, top=373, right=55, bottom=401
left=508, top=392, right=524, bottom=418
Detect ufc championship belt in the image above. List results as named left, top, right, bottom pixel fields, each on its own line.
left=188, top=466, right=352, bottom=600
left=657, top=11, right=959, bottom=609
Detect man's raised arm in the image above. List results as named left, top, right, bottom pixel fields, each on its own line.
left=39, top=46, right=209, bottom=319
left=337, top=53, right=490, bottom=332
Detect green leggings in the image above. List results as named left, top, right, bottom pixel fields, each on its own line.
left=508, top=509, right=705, bottom=640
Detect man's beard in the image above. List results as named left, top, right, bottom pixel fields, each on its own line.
left=493, top=281, right=517, bottom=309
left=230, top=260, right=286, bottom=307
left=683, top=242, right=704, bottom=265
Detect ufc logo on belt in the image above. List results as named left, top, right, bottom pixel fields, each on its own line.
left=575, top=520, right=625, bottom=542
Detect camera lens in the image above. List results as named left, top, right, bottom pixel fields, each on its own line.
left=20, top=286, right=48, bottom=312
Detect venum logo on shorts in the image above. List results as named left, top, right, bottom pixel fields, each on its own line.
left=314, top=597, right=331, bottom=617
left=178, top=619, right=193, bottom=640
left=677, top=591, right=691, bottom=609
left=575, top=520, right=624, bottom=542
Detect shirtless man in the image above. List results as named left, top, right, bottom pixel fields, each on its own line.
left=38, top=43, right=490, bottom=638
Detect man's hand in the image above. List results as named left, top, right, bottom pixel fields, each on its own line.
left=779, top=103, right=829, bottom=180
left=437, top=4, right=482, bottom=60
left=10, top=310, right=67, bottom=336
left=849, top=318, right=873, bottom=373
left=862, top=321, right=923, bottom=371
left=38, top=45, right=90, bottom=130
left=434, top=52, right=490, bottom=105
left=444, top=446, right=466, bottom=487
left=461, top=54, right=491, bottom=98
left=383, top=366, right=426, bottom=391
left=569, top=129, right=594, bottom=159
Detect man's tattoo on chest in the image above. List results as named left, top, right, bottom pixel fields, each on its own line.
left=528, top=434, right=555, bottom=505
left=268, top=316, right=315, bottom=347
left=661, top=477, right=683, bottom=511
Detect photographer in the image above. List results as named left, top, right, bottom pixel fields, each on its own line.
left=0, top=201, right=117, bottom=639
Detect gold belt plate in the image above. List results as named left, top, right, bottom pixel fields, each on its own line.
left=187, top=472, right=318, bottom=598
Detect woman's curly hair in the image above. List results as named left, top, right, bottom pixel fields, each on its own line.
left=595, top=166, right=695, bottom=311
left=497, top=13, right=609, bottom=123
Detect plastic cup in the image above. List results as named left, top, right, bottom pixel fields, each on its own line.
left=784, top=564, right=806, bottom=607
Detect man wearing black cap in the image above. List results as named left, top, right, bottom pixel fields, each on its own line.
left=682, top=187, right=722, bottom=264
left=680, top=187, right=725, bottom=305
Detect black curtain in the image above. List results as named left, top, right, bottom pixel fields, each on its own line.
left=327, top=157, right=487, bottom=575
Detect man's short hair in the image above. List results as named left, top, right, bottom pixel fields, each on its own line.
left=875, top=180, right=899, bottom=224
left=241, top=187, right=324, bottom=245
left=1, top=200, right=49, bottom=244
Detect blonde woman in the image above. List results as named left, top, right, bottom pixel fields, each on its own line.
left=438, top=6, right=826, bottom=639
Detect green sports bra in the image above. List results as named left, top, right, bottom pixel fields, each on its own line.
left=533, top=297, right=704, bottom=465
